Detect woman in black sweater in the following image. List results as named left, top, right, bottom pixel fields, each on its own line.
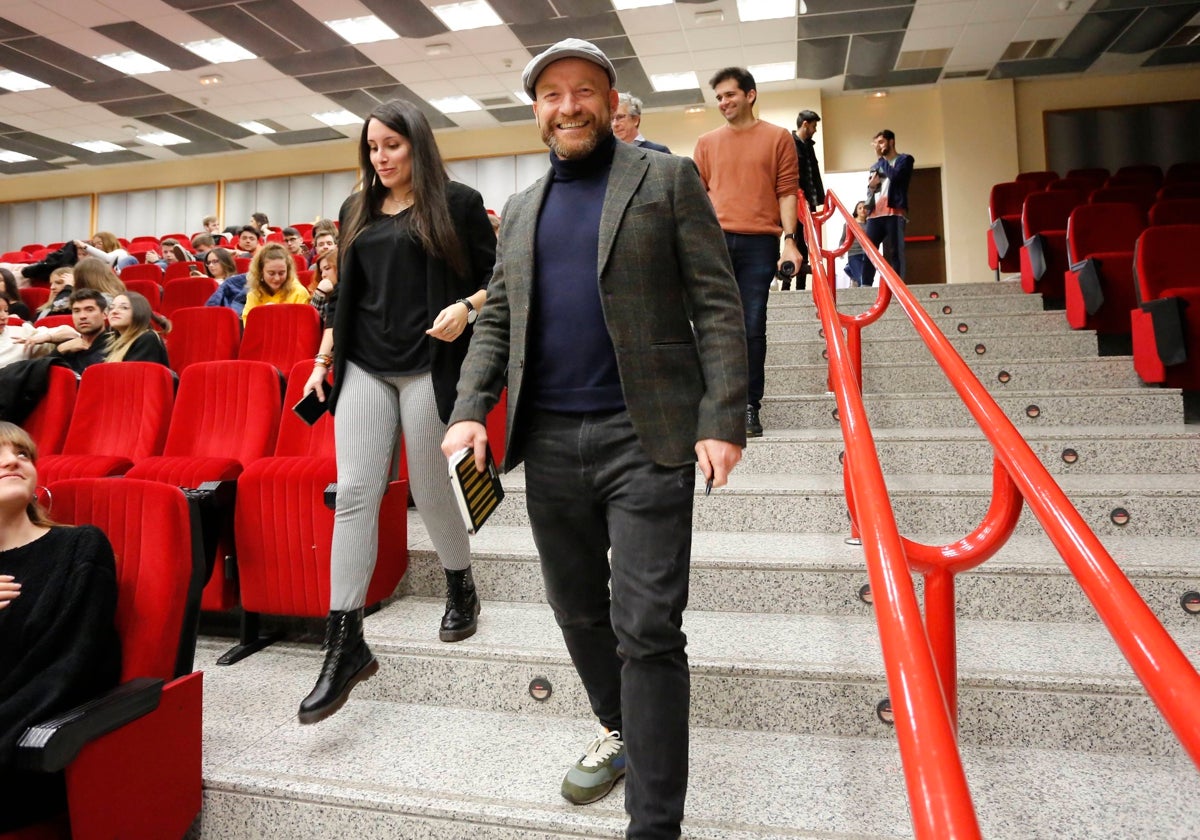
left=0, top=421, right=121, bottom=831
left=105, top=291, right=170, bottom=366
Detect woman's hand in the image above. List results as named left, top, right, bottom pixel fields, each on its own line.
left=303, top=365, right=327, bottom=401
left=0, top=575, right=20, bottom=610
left=426, top=302, right=469, bottom=343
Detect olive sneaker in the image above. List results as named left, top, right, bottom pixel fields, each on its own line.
left=561, top=729, right=626, bottom=805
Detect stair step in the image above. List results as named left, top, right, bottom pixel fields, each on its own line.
left=767, top=356, right=1145, bottom=394
left=404, top=519, right=1200, bottom=630
left=770, top=280, right=1027, bottom=304
left=194, top=643, right=1200, bottom=839
left=483, top=472, right=1200, bottom=537
left=771, top=293, right=1047, bottom=316
left=768, top=309, right=1076, bottom=341
left=767, top=331, right=1099, bottom=365
left=740, top=424, right=1200, bottom=476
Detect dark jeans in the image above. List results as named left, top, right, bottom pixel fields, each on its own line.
left=861, top=214, right=907, bottom=287
left=845, top=252, right=867, bottom=286
left=723, top=232, right=778, bottom=410
left=523, top=408, right=694, bottom=840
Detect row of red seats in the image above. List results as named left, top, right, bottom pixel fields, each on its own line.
left=1130, top=224, right=1200, bottom=391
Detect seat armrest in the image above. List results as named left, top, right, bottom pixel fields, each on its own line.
left=324, top=482, right=337, bottom=510
left=181, top=479, right=237, bottom=507
left=16, top=677, right=164, bottom=773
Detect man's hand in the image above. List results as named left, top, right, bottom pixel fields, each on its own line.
left=442, top=420, right=489, bottom=472
left=779, top=236, right=802, bottom=274
left=695, top=439, right=742, bottom=489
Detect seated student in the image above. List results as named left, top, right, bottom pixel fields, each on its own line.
left=50, top=289, right=111, bottom=376
left=190, top=233, right=216, bottom=263
left=35, top=267, right=73, bottom=321
left=0, top=268, right=32, bottom=321
left=0, top=421, right=122, bottom=833
left=74, top=232, right=131, bottom=271
left=0, top=298, right=46, bottom=369
left=309, top=244, right=338, bottom=324
left=233, top=225, right=261, bottom=259
left=205, top=248, right=249, bottom=317
left=106, top=292, right=170, bottom=367
left=250, top=211, right=274, bottom=238
left=143, top=239, right=190, bottom=271
left=309, top=227, right=337, bottom=267
left=282, top=227, right=307, bottom=260
left=70, top=257, right=125, bottom=306
left=241, top=242, right=309, bottom=324
left=203, top=215, right=227, bottom=241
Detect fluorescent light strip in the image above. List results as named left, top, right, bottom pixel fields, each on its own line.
left=95, top=51, right=169, bottom=75
left=182, top=38, right=257, bottom=64
left=239, top=121, right=276, bottom=135
left=137, top=131, right=189, bottom=146
left=0, top=69, right=49, bottom=91
left=650, top=71, right=700, bottom=92
left=431, top=1, right=503, bottom=31
left=737, top=0, right=797, bottom=22
left=324, top=15, right=399, bottom=44
left=748, top=61, right=796, bottom=82
left=429, top=95, right=481, bottom=114
left=313, top=109, right=361, bottom=127
left=73, top=140, right=124, bottom=153
left=0, top=150, right=36, bottom=163
left=512, top=90, right=532, bottom=105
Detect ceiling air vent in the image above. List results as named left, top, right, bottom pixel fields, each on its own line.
left=1165, top=25, right=1200, bottom=47
left=1001, top=38, right=1059, bottom=60
left=479, top=95, right=517, bottom=107
left=895, top=48, right=951, bottom=71
left=943, top=69, right=988, bottom=79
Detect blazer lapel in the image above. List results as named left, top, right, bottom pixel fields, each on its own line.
left=598, top=143, right=649, bottom=276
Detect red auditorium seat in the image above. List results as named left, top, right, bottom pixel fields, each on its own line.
left=265, top=232, right=284, bottom=243
left=36, top=315, right=74, bottom=329
left=234, top=257, right=251, bottom=273
left=164, top=306, right=241, bottom=373
left=1015, top=170, right=1057, bottom=190
left=1131, top=224, right=1200, bottom=390
left=19, top=286, right=50, bottom=311
left=988, top=181, right=1033, bottom=275
left=119, top=263, right=163, bottom=285
left=1107, top=165, right=1163, bottom=189
left=18, top=242, right=42, bottom=253
left=160, top=276, right=218, bottom=317
left=36, top=363, right=176, bottom=484
left=12, top=478, right=205, bottom=840
left=239, top=303, right=321, bottom=374
left=1157, top=183, right=1193, bottom=201
left=291, top=253, right=307, bottom=272
left=23, top=365, right=77, bottom=456
left=122, top=278, right=161, bottom=306
left=1165, top=162, right=1200, bottom=185
left=1149, top=199, right=1200, bottom=226
left=1066, top=168, right=1109, bottom=191
left=1, top=250, right=30, bottom=262
left=163, top=261, right=204, bottom=282
left=1089, top=185, right=1156, bottom=216
left=125, top=360, right=282, bottom=613
left=1063, top=202, right=1146, bottom=335
left=291, top=223, right=314, bottom=237
left=1046, top=177, right=1092, bottom=193
left=1019, top=189, right=1083, bottom=302
left=230, top=361, right=408, bottom=662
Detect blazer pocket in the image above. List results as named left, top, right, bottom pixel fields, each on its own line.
left=625, top=200, right=669, bottom=218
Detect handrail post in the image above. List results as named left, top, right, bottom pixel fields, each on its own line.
left=923, top=567, right=959, bottom=732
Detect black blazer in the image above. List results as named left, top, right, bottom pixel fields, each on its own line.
left=327, top=181, right=495, bottom=423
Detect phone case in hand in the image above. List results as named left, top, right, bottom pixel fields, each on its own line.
left=293, top=390, right=328, bottom=426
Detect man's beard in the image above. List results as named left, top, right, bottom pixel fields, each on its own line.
left=542, top=120, right=612, bottom=160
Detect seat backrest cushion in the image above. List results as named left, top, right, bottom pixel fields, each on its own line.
left=1134, top=224, right=1200, bottom=303
left=62, top=363, right=176, bottom=459
left=164, top=360, right=281, bottom=461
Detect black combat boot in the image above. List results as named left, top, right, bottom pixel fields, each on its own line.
left=298, top=608, right=377, bottom=724
left=440, top=567, right=480, bottom=642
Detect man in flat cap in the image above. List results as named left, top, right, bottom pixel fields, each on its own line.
left=442, top=37, right=746, bottom=840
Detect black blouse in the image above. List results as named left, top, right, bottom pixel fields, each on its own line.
left=120, top=331, right=170, bottom=367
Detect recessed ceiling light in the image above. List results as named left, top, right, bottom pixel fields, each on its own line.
left=95, top=51, right=169, bottom=75
left=312, top=109, right=361, bottom=127
left=694, top=10, right=725, bottom=25
left=182, top=38, right=257, bottom=64
left=426, top=42, right=452, bottom=56
left=0, top=150, right=36, bottom=163
left=737, top=0, right=797, bottom=22
left=748, top=61, right=796, bottom=83
left=137, top=131, right=189, bottom=146
left=513, top=90, right=532, bottom=105
left=431, top=1, right=503, bottom=31
left=685, top=105, right=706, bottom=114
left=650, top=71, right=700, bottom=92
left=0, top=69, right=49, bottom=91
left=199, top=74, right=223, bottom=86
left=239, top=121, right=276, bottom=135
left=325, top=15, right=400, bottom=44
left=870, top=89, right=889, bottom=98
left=612, top=0, right=672, bottom=9
left=73, top=140, right=124, bottom=153
left=429, top=95, right=482, bottom=114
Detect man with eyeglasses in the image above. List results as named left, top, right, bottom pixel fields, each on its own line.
left=612, top=93, right=670, bottom=154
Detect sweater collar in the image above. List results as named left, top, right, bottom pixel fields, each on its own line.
left=548, top=131, right=616, bottom=181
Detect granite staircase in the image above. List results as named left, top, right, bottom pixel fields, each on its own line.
left=192, top=280, right=1200, bottom=839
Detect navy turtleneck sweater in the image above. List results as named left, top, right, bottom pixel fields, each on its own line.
left=529, top=132, right=625, bottom=413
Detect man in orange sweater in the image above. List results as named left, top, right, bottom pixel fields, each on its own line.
left=694, top=67, right=800, bottom=438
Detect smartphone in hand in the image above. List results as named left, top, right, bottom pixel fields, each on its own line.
left=293, top=390, right=328, bottom=425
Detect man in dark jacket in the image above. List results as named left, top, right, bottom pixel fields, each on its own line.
left=787, top=109, right=823, bottom=290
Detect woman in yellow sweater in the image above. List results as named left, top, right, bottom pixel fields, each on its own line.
left=241, top=242, right=310, bottom=324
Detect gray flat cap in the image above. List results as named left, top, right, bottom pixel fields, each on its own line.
left=522, top=38, right=617, bottom=100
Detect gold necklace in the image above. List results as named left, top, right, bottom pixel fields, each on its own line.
left=382, top=193, right=414, bottom=213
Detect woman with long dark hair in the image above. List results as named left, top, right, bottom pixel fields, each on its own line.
left=298, top=98, right=495, bottom=725
left=0, top=422, right=121, bottom=831
left=105, top=292, right=170, bottom=366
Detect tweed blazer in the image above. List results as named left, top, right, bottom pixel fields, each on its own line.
left=449, top=140, right=747, bottom=469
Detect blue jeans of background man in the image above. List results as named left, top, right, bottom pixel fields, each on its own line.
left=861, top=214, right=907, bottom=287
left=723, top=232, right=778, bottom=410
left=522, top=408, right=694, bottom=840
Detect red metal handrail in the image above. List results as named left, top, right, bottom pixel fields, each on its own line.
left=801, top=189, right=1200, bottom=837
